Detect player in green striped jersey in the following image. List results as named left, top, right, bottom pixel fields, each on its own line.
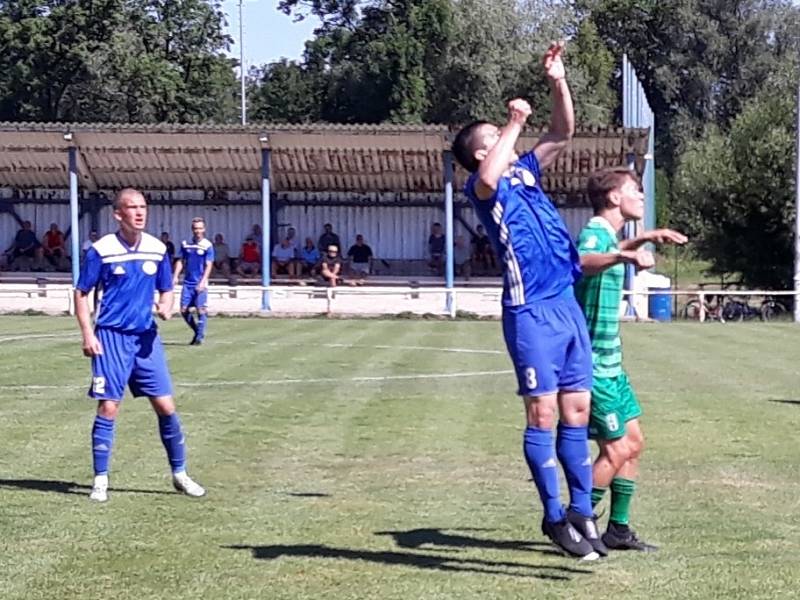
left=575, top=166, right=686, bottom=551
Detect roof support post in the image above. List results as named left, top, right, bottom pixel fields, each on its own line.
left=68, top=143, right=80, bottom=286
left=443, top=150, right=456, bottom=318
left=260, top=142, right=271, bottom=311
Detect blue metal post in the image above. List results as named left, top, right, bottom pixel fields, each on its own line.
left=261, top=147, right=271, bottom=311
left=68, top=146, right=80, bottom=285
left=443, top=151, right=455, bottom=316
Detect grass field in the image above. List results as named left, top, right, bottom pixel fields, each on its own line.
left=2, top=316, right=800, bottom=599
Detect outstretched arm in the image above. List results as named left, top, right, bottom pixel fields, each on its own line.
left=619, top=229, right=688, bottom=251
left=534, top=41, right=574, bottom=170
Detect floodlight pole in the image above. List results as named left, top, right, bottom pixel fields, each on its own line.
left=794, top=81, right=800, bottom=322
left=67, top=142, right=80, bottom=286
left=261, top=142, right=271, bottom=311
left=239, top=0, right=247, bottom=125
left=443, top=150, right=455, bottom=318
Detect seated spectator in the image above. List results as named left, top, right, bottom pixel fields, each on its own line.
left=428, top=222, right=445, bottom=274
left=285, top=226, right=300, bottom=253
left=161, top=231, right=176, bottom=266
left=318, top=244, right=342, bottom=287
left=347, top=234, right=373, bottom=277
left=212, top=233, right=231, bottom=276
left=29, top=246, right=54, bottom=273
left=6, top=220, right=39, bottom=268
left=42, top=222, right=66, bottom=265
left=318, top=223, right=341, bottom=253
left=299, top=237, right=320, bottom=276
left=454, top=235, right=472, bottom=279
left=271, top=238, right=298, bottom=278
left=237, top=236, right=261, bottom=276
left=250, top=223, right=263, bottom=247
left=471, top=224, right=496, bottom=271
left=82, top=230, right=99, bottom=259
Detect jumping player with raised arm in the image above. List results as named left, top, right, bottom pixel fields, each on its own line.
left=75, top=188, right=205, bottom=502
left=452, top=42, right=603, bottom=560
left=575, top=167, right=686, bottom=551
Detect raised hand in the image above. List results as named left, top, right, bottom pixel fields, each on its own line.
left=507, top=98, right=532, bottom=127
left=542, top=41, right=566, bottom=82
left=647, top=229, right=688, bottom=245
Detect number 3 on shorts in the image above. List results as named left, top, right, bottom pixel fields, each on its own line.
left=525, top=367, right=538, bottom=390
left=92, top=377, right=106, bottom=395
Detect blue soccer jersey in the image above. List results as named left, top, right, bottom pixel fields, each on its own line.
left=77, top=232, right=173, bottom=333
left=179, top=237, right=214, bottom=286
left=465, top=151, right=582, bottom=306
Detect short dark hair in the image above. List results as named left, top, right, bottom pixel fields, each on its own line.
left=452, top=121, right=491, bottom=172
left=587, top=166, right=639, bottom=214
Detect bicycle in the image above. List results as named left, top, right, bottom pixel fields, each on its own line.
left=759, top=295, right=789, bottom=321
left=681, top=283, right=728, bottom=322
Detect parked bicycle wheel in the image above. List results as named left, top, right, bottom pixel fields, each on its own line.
left=722, top=300, right=745, bottom=322
left=682, top=298, right=712, bottom=321
left=761, top=299, right=788, bottom=321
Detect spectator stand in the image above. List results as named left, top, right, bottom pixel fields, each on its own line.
left=0, top=123, right=649, bottom=316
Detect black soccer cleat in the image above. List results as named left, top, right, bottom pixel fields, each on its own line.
left=567, top=508, right=609, bottom=557
left=601, top=521, right=659, bottom=552
left=542, top=517, right=600, bottom=560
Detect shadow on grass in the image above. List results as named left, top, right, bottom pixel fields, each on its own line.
left=375, top=527, right=554, bottom=553
left=0, top=478, right=174, bottom=496
left=224, top=543, right=591, bottom=580
left=767, top=399, right=800, bottom=406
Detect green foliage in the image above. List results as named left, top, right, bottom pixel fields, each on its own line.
left=0, top=0, right=237, bottom=123
left=673, top=72, right=797, bottom=290
left=586, top=0, right=800, bottom=172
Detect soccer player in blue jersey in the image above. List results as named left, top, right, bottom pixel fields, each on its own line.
left=452, top=42, right=603, bottom=559
left=172, top=217, right=215, bottom=345
left=75, top=188, right=205, bottom=503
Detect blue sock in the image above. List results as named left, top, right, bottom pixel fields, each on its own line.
left=196, top=312, right=208, bottom=340
left=523, top=426, right=564, bottom=523
left=92, top=415, right=115, bottom=476
left=556, top=422, right=594, bottom=517
left=182, top=311, right=197, bottom=334
left=158, top=413, right=186, bottom=474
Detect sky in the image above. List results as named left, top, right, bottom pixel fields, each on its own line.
left=219, top=1, right=321, bottom=67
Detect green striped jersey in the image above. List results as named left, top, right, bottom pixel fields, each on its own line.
left=574, top=217, right=623, bottom=378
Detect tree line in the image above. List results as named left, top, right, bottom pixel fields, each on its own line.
left=1, top=0, right=799, bottom=288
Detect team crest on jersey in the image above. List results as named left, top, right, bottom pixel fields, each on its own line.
left=142, top=260, right=158, bottom=275
left=509, top=167, right=536, bottom=188
left=197, top=249, right=205, bottom=256
left=113, top=265, right=125, bottom=275
left=584, top=235, right=598, bottom=250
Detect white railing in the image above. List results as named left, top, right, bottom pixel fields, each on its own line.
left=0, top=283, right=798, bottom=321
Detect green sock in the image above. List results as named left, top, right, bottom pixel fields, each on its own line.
left=609, top=477, right=636, bottom=525
left=591, top=486, right=607, bottom=509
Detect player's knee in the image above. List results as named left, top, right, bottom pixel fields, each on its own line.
left=602, top=438, right=630, bottom=469
left=198, top=308, right=207, bottom=315
left=97, top=401, right=119, bottom=419
left=627, top=434, right=645, bottom=459
left=525, top=396, right=557, bottom=428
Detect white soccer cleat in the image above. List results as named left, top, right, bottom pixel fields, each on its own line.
left=172, top=471, right=206, bottom=498
left=89, top=475, right=109, bottom=503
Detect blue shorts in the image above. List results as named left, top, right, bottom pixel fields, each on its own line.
left=88, top=326, right=173, bottom=401
left=180, top=284, right=208, bottom=310
left=502, top=289, right=593, bottom=397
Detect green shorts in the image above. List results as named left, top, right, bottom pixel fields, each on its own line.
left=588, top=371, right=641, bottom=440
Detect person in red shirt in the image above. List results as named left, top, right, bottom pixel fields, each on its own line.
left=42, top=222, right=66, bottom=267
left=237, top=236, right=261, bottom=275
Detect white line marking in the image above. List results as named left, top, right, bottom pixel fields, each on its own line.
left=0, top=332, right=504, bottom=356
left=0, top=332, right=78, bottom=343
left=0, top=370, right=513, bottom=392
